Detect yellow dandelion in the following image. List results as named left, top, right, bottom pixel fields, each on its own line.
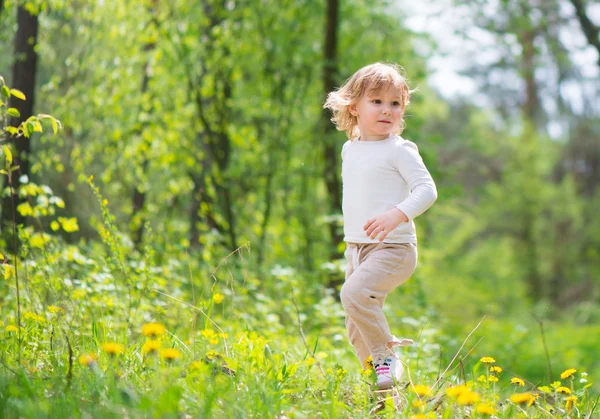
left=476, top=403, right=495, bottom=415
left=142, top=340, right=161, bottom=355
left=457, top=390, right=480, bottom=405
left=212, top=293, right=224, bottom=304
left=201, top=329, right=217, bottom=340
left=511, top=377, right=525, bottom=386
left=47, top=305, right=64, bottom=314
left=556, top=386, right=571, bottom=394
left=510, top=393, right=534, bottom=405
left=538, top=386, right=552, bottom=394
left=5, top=325, right=19, bottom=333
left=79, top=353, right=97, bottom=366
left=206, top=350, right=219, bottom=360
left=410, top=415, right=428, bottom=419
left=412, top=385, right=432, bottom=396
left=141, top=323, right=165, bottom=338
left=528, top=393, right=539, bottom=407
left=446, top=384, right=468, bottom=397
left=412, top=399, right=426, bottom=408
left=488, top=376, right=499, bottom=383
left=364, top=355, right=374, bottom=371
left=550, top=381, right=562, bottom=389
left=490, top=366, right=502, bottom=374
left=23, top=311, right=46, bottom=324
left=480, top=357, right=496, bottom=364
left=477, top=375, right=487, bottom=383
left=560, top=368, right=577, bottom=379
left=566, top=395, right=578, bottom=411
left=304, top=357, right=316, bottom=367
left=160, top=348, right=182, bottom=362
left=101, top=342, right=124, bottom=356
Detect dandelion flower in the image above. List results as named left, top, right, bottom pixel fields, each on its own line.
left=5, top=325, right=18, bottom=333
left=23, top=312, right=46, bottom=324
left=510, top=393, right=534, bottom=405
left=305, top=357, right=316, bottom=367
left=412, top=385, right=432, bottom=396
left=412, top=399, right=426, bottom=408
left=160, top=348, right=182, bottom=362
left=212, top=293, right=224, bottom=304
left=566, top=395, right=578, bottom=411
left=476, top=403, right=495, bottom=415
left=364, top=355, right=374, bottom=371
left=141, top=323, right=165, bottom=338
left=101, top=342, right=124, bottom=356
left=538, top=386, right=552, bottom=394
left=47, top=306, right=64, bottom=314
left=556, top=386, right=571, bottom=394
left=446, top=385, right=468, bottom=397
left=480, top=356, right=496, bottom=364
left=79, top=353, right=97, bottom=366
left=490, top=366, right=502, bottom=374
left=560, top=368, right=577, bottom=379
left=488, top=376, right=499, bottom=383
left=457, top=389, right=480, bottom=405
left=206, top=350, right=219, bottom=360
left=511, top=377, right=525, bottom=386
left=410, top=415, right=428, bottom=419
left=142, top=340, right=161, bottom=355
left=477, top=375, right=487, bottom=383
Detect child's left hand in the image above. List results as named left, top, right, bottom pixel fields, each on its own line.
left=364, top=208, right=409, bottom=242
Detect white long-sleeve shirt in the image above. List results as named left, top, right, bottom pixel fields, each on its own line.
left=341, top=134, right=437, bottom=244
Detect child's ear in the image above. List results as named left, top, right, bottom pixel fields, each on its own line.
left=349, top=105, right=357, bottom=117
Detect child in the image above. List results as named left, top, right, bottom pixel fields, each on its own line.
left=323, top=63, right=437, bottom=389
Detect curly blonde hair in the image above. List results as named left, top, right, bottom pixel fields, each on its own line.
left=323, top=62, right=413, bottom=139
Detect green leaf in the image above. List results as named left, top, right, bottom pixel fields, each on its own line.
left=50, top=119, right=58, bottom=135
left=7, top=108, right=20, bottom=118
left=1, top=86, right=10, bottom=99
left=10, top=89, right=26, bottom=101
left=3, top=145, right=12, bottom=165
left=4, top=127, right=19, bottom=135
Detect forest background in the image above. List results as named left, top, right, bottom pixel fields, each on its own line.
left=0, top=0, right=599, bottom=417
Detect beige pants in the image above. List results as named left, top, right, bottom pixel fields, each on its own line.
left=341, top=242, right=417, bottom=368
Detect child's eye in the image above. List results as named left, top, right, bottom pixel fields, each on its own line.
left=372, top=99, right=381, bottom=104
left=393, top=101, right=401, bottom=106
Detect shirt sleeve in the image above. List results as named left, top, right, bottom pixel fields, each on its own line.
left=393, top=140, right=438, bottom=221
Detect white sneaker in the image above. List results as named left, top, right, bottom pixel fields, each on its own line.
left=374, top=355, right=403, bottom=389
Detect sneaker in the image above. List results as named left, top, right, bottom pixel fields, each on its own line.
left=374, top=354, right=403, bottom=389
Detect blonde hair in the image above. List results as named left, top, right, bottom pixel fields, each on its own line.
left=323, top=62, right=413, bottom=139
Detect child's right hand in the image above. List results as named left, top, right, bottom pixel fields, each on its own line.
left=363, top=208, right=408, bottom=242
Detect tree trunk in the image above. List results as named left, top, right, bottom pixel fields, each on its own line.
left=517, top=4, right=543, bottom=302
left=322, top=0, right=342, bottom=265
left=570, top=0, right=600, bottom=67
left=1, top=6, right=39, bottom=238
left=131, top=0, right=158, bottom=249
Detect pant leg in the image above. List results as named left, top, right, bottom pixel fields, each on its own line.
left=340, top=242, right=417, bottom=360
left=343, top=244, right=371, bottom=368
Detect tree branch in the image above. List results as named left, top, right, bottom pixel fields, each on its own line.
left=570, top=0, right=600, bottom=66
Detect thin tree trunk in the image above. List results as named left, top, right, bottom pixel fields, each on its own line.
left=1, top=6, right=39, bottom=239
left=570, top=0, right=600, bottom=67
left=322, top=0, right=342, bottom=258
left=517, top=4, right=543, bottom=301
left=131, top=0, right=158, bottom=249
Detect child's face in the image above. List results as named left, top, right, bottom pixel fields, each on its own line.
left=350, top=85, right=404, bottom=141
